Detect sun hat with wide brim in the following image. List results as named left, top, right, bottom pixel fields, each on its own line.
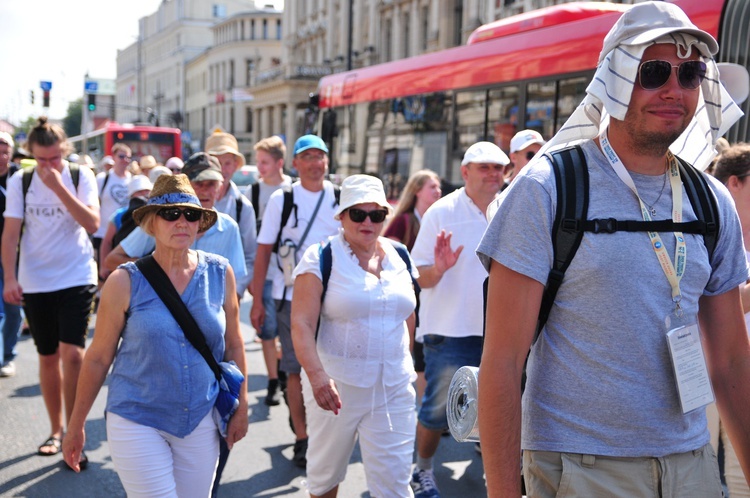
left=132, top=174, right=218, bottom=233
left=205, top=132, right=246, bottom=167
left=334, top=174, right=392, bottom=220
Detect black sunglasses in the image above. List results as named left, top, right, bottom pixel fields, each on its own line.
left=157, top=207, right=202, bottom=223
left=638, top=59, right=707, bottom=90
left=525, top=150, right=536, bottom=161
left=347, top=208, right=388, bottom=223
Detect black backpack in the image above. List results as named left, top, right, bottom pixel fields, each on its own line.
left=535, top=145, right=719, bottom=341
left=112, top=197, right=148, bottom=247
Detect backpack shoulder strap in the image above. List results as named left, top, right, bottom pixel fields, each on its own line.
left=70, top=163, right=80, bottom=191
left=235, top=197, right=243, bottom=226
left=22, top=166, right=34, bottom=201
left=99, top=170, right=109, bottom=197
left=536, top=145, right=589, bottom=341
left=676, top=156, right=719, bottom=260
left=274, top=185, right=295, bottom=252
left=319, top=241, right=333, bottom=301
left=250, top=183, right=260, bottom=216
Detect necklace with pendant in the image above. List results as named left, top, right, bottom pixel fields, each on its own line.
left=644, top=168, right=668, bottom=217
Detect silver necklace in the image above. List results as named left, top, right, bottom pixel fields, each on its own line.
left=643, top=171, right=668, bottom=217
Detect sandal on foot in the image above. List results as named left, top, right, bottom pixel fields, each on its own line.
left=78, top=451, right=89, bottom=470
left=38, top=435, right=62, bottom=456
left=64, top=449, right=89, bottom=471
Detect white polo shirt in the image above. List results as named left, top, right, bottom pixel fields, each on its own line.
left=410, top=187, right=490, bottom=341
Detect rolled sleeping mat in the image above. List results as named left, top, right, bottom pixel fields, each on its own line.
left=446, top=366, right=480, bottom=443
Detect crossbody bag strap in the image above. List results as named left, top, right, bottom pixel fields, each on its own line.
left=296, top=186, right=327, bottom=250
left=135, top=255, right=221, bottom=380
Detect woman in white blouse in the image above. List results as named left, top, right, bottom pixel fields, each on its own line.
left=292, top=175, right=418, bottom=498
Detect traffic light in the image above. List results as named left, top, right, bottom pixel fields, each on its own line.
left=42, top=91, right=50, bottom=108
left=30, top=90, right=34, bottom=104
left=87, top=94, right=96, bottom=112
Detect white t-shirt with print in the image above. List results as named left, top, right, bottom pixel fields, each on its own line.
left=4, top=164, right=99, bottom=293
left=94, top=170, right=131, bottom=238
left=257, top=181, right=340, bottom=301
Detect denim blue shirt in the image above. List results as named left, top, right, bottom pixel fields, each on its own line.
left=106, top=250, right=227, bottom=437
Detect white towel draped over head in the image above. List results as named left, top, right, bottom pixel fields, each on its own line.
left=538, top=29, right=744, bottom=172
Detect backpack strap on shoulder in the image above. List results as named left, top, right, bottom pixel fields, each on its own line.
left=70, top=163, right=80, bottom=191
left=235, top=197, right=243, bottom=226
left=676, top=156, right=719, bottom=260
left=537, top=145, right=588, bottom=341
left=251, top=183, right=261, bottom=231
left=273, top=185, right=296, bottom=253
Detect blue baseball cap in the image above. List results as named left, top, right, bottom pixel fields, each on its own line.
left=293, top=135, right=329, bottom=156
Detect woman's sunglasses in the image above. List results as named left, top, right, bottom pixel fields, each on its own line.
left=347, top=208, right=388, bottom=223
left=638, top=60, right=707, bottom=91
left=157, top=207, right=202, bottom=223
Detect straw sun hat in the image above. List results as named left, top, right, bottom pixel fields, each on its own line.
left=205, top=132, right=245, bottom=166
left=132, top=174, right=218, bottom=233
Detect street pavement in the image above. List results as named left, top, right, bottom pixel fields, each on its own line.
left=0, top=299, right=487, bottom=497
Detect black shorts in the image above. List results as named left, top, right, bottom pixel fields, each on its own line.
left=23, top=284, right=97, bottom=355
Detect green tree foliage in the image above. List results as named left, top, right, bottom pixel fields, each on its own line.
left=64, top=99, right=83, bottom=138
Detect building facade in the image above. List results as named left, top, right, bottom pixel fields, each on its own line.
left=116, top=0, right=635, bottom=165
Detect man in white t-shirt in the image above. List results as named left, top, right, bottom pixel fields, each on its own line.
left=250, top=135, right=339, bottom=468
left=2, top=119, right=99, bottom=466
left=247, top=136, right=292, bottom=407
left=93, top=143, right=131, bottom=268
left=409, top=141, right=508, bottom=498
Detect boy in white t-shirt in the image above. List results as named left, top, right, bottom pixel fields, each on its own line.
left=1, top=118, right=99, bottom=469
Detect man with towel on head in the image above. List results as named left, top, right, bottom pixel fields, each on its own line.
left=477, top=2, right=750, bottom=496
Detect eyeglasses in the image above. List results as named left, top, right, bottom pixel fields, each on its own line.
left=156, top=207, right=202, bottom=223
left=347, top=208, right=388, bottom=223
left=298, top=152, right=326, bottom=163
left=638, top=60, right=707, bottom=90
left=472, top=164, right=506, bottom=172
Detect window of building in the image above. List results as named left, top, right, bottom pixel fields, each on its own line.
left=404, top=12, right=411, bottom=58
left=276, top=19, right=282, bottom=40
left=384, top=18, right=393, bottom=62
left=453, top=1, right=464, bottom=46
left=421, top=5, right=429, bottom=51
left=263, top=19, right=268, bottom=39
left=213, top=4, right=227, bottom=18
left=251, top=19, right=255, bottom=40
left=246, top=60, right=255, bottom=86
left=246, top=108, right=253, bottom=133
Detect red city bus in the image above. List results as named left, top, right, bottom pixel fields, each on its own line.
left=312, top=0, right=747, bottom=198
left=69, top=123, right=182, bottom=165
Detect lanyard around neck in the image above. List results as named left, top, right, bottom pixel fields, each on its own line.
left=600, top=129, right=686, bottom=317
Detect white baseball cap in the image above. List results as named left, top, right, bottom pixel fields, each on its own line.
left=510, top=130, right=546, bottom=154
left=461, top=141, right=509, bottom=166
left=127, top=175, right=153, bottom=197
left=0, top=132, right=14, bottom=148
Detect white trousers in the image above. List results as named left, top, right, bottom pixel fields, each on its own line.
left=302, top=368, right=416, bottom=498
left=106, top=412, right=219, bottom=498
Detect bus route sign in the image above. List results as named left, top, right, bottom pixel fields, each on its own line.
left=40, top=81, right=52, bottom=91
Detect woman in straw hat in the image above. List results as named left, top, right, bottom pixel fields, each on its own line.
left=291, top=174, right=419, bottom=498
left=63, top=174, right=248, bottom=495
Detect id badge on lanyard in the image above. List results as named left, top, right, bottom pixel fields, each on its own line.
left=601, top=130, right=713, bottom=413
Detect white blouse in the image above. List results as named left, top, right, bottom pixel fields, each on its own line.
left=295, top=232, right=418, bottom=388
